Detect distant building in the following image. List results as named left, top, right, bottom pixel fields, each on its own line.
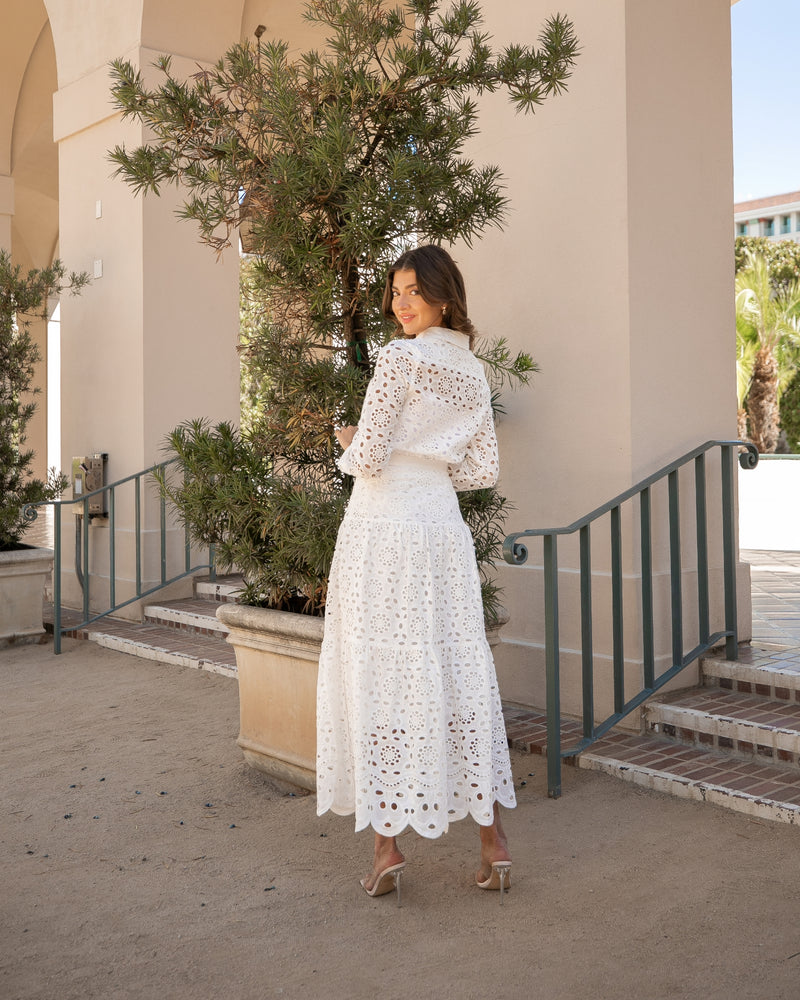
left=735, top=190, right=800, bottom=242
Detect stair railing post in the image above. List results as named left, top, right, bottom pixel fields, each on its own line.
left=82, top=497, right=90, bottom=623
left=721, top=445, right=739, bottom=660
left=543, top=532, right=562, bottom=798
left=53, top=506, right=62, bottom=654
left=109, top=486, right=116, bottom=610
left=610, top=506, right=624, bottom=714
left=579, top=524, right=594, bottom=739
left=160, top=486, right=167, bottom=587
left=694, top=454, right=710, bottom=645
left=640, top=487, right=655, bottom=690
left=668, top=470, right=683, bottom=668
left=135, top=475, right=142, bottom=598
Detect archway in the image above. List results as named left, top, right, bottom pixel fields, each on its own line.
left=1, top=1, right=59, bottom=476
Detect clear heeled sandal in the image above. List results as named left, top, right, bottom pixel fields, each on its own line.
left=360, top=861, right=406, bottom=907
left=476, top=861, right=512, bottom=904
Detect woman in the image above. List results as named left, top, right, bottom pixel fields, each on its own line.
left=316, top=245, right=516, bottom=905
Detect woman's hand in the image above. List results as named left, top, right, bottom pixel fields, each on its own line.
left=335, top=425, right=358, bottom=449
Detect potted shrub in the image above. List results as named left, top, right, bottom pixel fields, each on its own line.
left=0, top=251, right=87, bottom=646
left=108, top=0, right=578, bottom=784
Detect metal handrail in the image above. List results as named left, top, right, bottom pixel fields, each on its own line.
left=502, top=439, right=760, bottom=798
left=23, top=458, right=215, bottom=653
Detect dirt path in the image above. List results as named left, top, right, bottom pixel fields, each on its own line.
left=2, top=639, right=800, bottom=1000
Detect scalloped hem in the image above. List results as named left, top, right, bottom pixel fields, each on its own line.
left=317, top=790, right=517, bottom=840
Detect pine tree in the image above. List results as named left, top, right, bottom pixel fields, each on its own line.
left=109, top=0, right=578, bottom=614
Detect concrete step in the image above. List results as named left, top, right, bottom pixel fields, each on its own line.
left=144, top=597, right=229, bottom=639
left=644, top=686, right=800, bottom=767
left=194, top=575, right=244, bottom=604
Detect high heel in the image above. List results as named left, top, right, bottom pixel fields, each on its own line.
left=476, top=861, right=512, bottom=904
left=360, top=862, right=406, bottom=907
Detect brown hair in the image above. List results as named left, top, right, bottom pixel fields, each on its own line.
left=381, top=244, right=476, bottom=348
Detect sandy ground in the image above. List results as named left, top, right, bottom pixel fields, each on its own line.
left=2, top=639, right=800, bottom=1000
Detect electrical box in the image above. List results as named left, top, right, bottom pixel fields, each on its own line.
left=72, top=454, right=108, bottom=516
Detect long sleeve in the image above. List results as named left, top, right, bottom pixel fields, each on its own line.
left=337, top=342, right=409, bottom=479
left=447, top=403, right=499, bottom=491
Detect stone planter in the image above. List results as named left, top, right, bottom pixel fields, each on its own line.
left=217, top=602, right=509, bottom=792
left=0, top=545, right=54, bottom=647
left=217, top=603, right=324, bottom=791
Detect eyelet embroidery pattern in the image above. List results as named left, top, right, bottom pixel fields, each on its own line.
left=337, top=332, right=499, bottom=489
left=316, top=330, right=516, bottom=838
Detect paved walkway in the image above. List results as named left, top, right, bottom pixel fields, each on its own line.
left=744, top=548, right=800, bottom=655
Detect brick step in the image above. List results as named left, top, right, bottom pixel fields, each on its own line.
left=501, top=703, right=800, bottom=825
left=580, top=728, right=800, bottom=825
left=700, top=652, right=800, bottom=702
left=644, top=686, right=800, bottom=766
left=44, top=576, right=244, bottom=676
left=144, top=598, right=229, bottom=639
left=83, top=617, right=236, bottom=678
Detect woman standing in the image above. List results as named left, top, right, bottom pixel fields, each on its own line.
left=316, top=245, right=516, bottom=904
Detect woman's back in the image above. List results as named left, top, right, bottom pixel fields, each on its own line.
left=338, top=327, right=498, bottom=490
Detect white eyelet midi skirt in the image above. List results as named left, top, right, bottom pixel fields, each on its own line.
left=315, top=453, right=517, bottom=838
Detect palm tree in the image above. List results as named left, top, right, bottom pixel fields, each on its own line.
left=735, top=252, right=800, bottom=453
left=735, top=311, right=757, bottom=441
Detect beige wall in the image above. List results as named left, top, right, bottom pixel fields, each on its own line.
left=458, top=0, right=740, bottom=714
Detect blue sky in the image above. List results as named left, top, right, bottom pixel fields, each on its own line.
left=732, top=0, right=800, bottom=202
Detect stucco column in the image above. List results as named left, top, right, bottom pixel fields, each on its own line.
left=464, top=0, right=741, bottom=718
left=0, top=174, right=12, bottom=252
left=53, top=54, right=240, bottom=615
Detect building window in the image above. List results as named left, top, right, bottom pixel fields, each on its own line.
left=736, top=222, right=748, bottom=236
left=782, top=215, right=792, bottom=234
left=762, top=218, right=775, bottom=237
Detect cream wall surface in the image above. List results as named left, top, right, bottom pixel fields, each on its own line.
left=456, top=0, right=740, bottom=712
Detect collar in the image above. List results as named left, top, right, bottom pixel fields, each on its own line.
left=416, top=326, right=471, bottom=350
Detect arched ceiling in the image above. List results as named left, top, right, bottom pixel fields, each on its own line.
left=2, top=0, right=58, bottom=269
left=0, top=1, right=49, bottom=176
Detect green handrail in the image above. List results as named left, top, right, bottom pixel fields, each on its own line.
left=502, top=440, right=759, bottom=798
left=23, top=458, right=215, bottom=654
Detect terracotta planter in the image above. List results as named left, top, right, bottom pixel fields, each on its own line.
left=217, top=602, right=509, bottom=791
left=0, top=545, right=54, bottom=647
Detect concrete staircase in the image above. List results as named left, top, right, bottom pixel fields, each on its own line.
left=505, top=646, right=800, bottom=826
left=54, top=576, right=242, bottom=678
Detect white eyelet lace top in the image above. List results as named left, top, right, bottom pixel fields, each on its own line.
left=337, top=327, right=499, bottom=491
